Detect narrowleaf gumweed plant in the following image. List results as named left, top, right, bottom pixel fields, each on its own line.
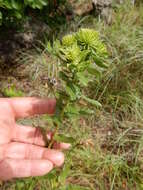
left=45, top=28, right=108, bottom=146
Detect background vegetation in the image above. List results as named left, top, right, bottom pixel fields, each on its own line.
left=0, top=0, right=67, bottom=27
left=0, top=0, right=143, bottom=189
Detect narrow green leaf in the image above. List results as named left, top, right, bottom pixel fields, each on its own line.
left=0, top=11, right=2, bottom=19
left=59, top=71, right=69, bottom=81
left=45, top=171, right=56, bottom=180
left=93, top=55, right=108, bottom=69
left=11, top=0, right=21, bottom=10
left=82, top=95, right=102, bottom=107
left=79, top=108, right=94, bottom=115
left=66, top=184, right=90, bottom=190
left=58, top=164, right=70, bottom=184
left=66, top=85, right=76, bottom=101
left=39, top=0, right=47, bottom=6
left=45, top=41, right=52, bottom=53
left=0, top=11, right=2, bottom=25
left=77, top=60, right=91, bottom=72
left=16, top=181, right=25, bottom=190
left=79, top=50, right=91, bottom=62
left=54, top=134, right=75, bottom=143
left=65, top=104, right=79, bottom=115
left=34, top=2, right=43, bottom=9
left=15, top=11, right=22, bottom=19
left=87, top=65, right=101, bottom=78
left=76, top=72, right=90, bottom=86
left=62, top=34, right=76, bottom=46
left=3, top=1, right=13, bottom=9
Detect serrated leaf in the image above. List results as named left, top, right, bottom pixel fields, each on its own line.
left=82, top=95, right=102, bottom=107
left=54, top=134, right=75, bottom=143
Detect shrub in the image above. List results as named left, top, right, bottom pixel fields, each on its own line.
left=43, top=28, right=108, bottom=146
left=0, top=0, right=66, bottom=26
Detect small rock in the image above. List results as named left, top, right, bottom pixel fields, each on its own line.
left=92, top=0, right=112, bottom=7
left=108, top=131, right=112, bottom=136
left=69, top=0, right=94, bottom=16
left=92, top=0, right=112, bottom=24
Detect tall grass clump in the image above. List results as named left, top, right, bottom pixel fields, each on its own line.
left=94, top=2, right=143, bottom=118
left=84, top=1, right=143, bottom=189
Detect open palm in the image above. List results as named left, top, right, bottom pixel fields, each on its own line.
left=0, top=98, right=69, bottom=180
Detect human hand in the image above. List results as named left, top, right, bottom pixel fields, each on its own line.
left=0, top=98, right=70, bottom=180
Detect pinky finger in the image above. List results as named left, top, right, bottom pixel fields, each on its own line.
left=0, top=159, right=53, bottom=181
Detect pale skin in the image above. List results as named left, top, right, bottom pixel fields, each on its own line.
left=0, top=98, right=70, bottom=180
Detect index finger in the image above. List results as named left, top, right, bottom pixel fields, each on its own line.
left=6, top=97, right=56, bottom=119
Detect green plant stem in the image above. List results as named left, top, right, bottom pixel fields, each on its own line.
left=48, top=99, right=69, bottom=148
left=48, top=122, right=59, bottom=148
left=41, top=128, right=50, bottom=147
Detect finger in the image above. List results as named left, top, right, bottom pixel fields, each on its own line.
left=53, top=142, right=71, bottom=150
left=12, top=124, right=48, bottom=146
left=13, top=124, right=70, bottom=150
left=0, top=120, right=12, bottom=145
left=0, top=142, right=64, bottom=167
left=6, top=97, right=56, bottom=119
left=0, top=159, right=53, bottom=180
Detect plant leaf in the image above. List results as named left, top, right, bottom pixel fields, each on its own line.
left=65, top=104, right=79, bottom=115
left=87, top=65, right=101, bottom=78
left=0, top=11, right=2, bottom=25
left=66, top=184, right=90, bottom=190
left=54, top=134, right=75, bottom=143
left=82, top=95, right=102, bottom=107
left=66, top=85, right=76, bottom=101
left=76, top=72, right=90, bottom=86
left=79, top=108, right=94, bottom=115
left=39, top=0, right=47, bottom=6
left=93, top=55, right=108, bottom=69
left=58, top=164, right=70, bottom=184
left=3, top=86, right=24, bottom=97
left=11, top=0, right=21, bottom=10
